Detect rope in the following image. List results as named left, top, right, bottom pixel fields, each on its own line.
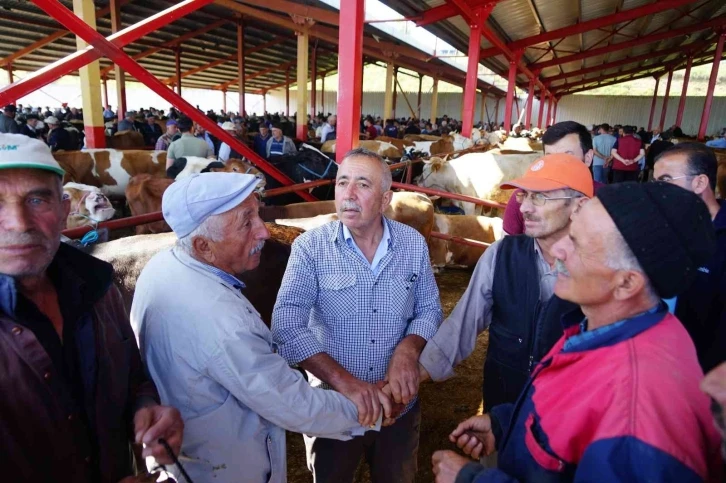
left=298, top=158, right=335, bottom=180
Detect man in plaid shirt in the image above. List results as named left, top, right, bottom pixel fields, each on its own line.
left=273, top=148, right=443, bottom=482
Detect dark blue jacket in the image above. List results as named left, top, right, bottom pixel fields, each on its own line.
left=47, top=126, right=74, bottom=151
left=253, top=133, right=271, bottom=158
left=676, top=200, right=726, bottom=372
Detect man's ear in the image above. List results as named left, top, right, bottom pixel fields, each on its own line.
left=691, top=174, right=710, bottom=196
left=584, top=149, right=594, bottom=168
left=612, top=270, right=648, bottom=302
left=381, top=190, right=393, bottom=213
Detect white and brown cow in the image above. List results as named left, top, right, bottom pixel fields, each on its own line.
left=53, top=149, right=167, bottom=198
left=429, top=214, right=504, bottom=269
left=417, top=150, right=541, bottom=215
left=321, top=140, right=402, bottom=159
left=63, top=182, right=116, bottom=230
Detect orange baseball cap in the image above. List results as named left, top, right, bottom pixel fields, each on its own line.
left=500, top=153, right=594, bottom=197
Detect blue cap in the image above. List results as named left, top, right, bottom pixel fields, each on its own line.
left=162, top=173, right=260, bottom=238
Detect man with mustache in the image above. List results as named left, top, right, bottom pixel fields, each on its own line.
left=433, top=182, right=722, bottom=482
left=131, top=172, right=379, bottom=483
left=419, top=154, right=592, bottom=416
left=273, top=148, right=443, bottom=482
left=0, top=134, right=183, bottom=482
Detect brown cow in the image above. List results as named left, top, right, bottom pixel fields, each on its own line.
left=86, top=223, right=304, bottom=324
left=376, top=136, right=414, bottom=152
left=54, top=149, right=167, bottom=198
left=125, top=174, right=174, bottom=235
left=107, top=130, right=146, bottom=149
left=429, top=214, right=504, bottom=269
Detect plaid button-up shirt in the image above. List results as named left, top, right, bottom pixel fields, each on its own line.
left=272, top=218, right=443, bottom=413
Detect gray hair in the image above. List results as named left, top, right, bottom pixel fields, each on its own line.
left=341, top=147, right=392, bottom=192
left=176, top=213, right=225, bottom=255
left=605, top=229, right=659, bottom=302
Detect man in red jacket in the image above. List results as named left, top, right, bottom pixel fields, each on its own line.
left=432, top=182, right=722, bottom=483
left=610, top=125, right=645, bottom=183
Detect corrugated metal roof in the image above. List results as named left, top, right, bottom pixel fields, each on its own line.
left=382, top=0, right=726, bottom=97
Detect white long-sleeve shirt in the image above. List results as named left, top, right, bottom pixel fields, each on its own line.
left=131, top=246, right=374, bottom=483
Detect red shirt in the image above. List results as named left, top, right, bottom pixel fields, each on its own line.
left=503, top=180, right=605, bottom=235
left=365, top=125, right=377, bottom=140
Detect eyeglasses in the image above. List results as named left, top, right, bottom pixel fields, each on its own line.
left=515, top=191, right=582, bottom=206
left=652, top=174, right=694, bottom=183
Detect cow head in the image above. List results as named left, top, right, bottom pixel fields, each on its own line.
left=210, top=158, right=267, bottom=191
left=417, top=156, right=454, bottom=193
left=63, top=185, right=115, bottom=228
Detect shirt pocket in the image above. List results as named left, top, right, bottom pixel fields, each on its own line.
left=524, top=413, right=566, bottom=473
left=385, top=277, right=415, bottom=319
left=318, top=273, right=358, bottom=318
left=488, top=322, right=527, bottom=370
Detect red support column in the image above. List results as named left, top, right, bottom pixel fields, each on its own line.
left=545, top=93, right=553, bottom=127
left=285, top=68, right=290, bottom=116
left=237, top=21, right=246, bottom=116
left=110, top=0, right=126, bottom=122
left=658, top=69, right=673, bottom=130
left=321, top=74, right=325, bottom=114
left=502, top=53, right=520, bottom=132
left=30, top=0, right=315, bottom=199
left=698, top=31, right=725, bottom=140
left=392, top=66, right=399, bottom=118
left=461, top=7, right=485, bottom=138
left=525, top=78, right=534, bottom=129
left=675, top=56, right=693, bottom=128
left=647, top=76, right=660, bottom=131
left=335, top=0, right=364, bottom=162
left=174, top=47, right=182, bottom=96
left=310, top=46, right=317, bottom=118
left=537, top=91, right=545, bottom=128
left=417, top=74, right=423, bottom=119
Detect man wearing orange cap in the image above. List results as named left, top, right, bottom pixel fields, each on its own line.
left=418, top=153, right=593, bottom=413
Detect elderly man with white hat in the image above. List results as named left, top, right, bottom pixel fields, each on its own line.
left=44, top=115, right=74, bottom=152
left=217, top=120, right=245, bottom=162
left=130, top=172, right=384, bottom=483
left=0, top=134, right=183, bottom=482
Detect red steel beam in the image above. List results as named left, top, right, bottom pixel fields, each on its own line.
left=675, top=55, right=693, bottom=127
left=100, top=18, right=229, bottom=77
left=0, top=0, right=213, bottom=106
left=238, top=0, right=339, bottom=26
left=336, top=0, right=364, bottom=162
left=0, top=0, right=133, bottom=69
left=414, top=4, right=458, bottom=27
left=552, top=57, right=685, bottom=93
left=31, top=0, right=315, bottom=201
left=480, top=0, right=699, bottom=59
left=532, top=15, right=726, bottom=70
left=556, top=53, right=721, bottom=96
left=647, top=76, right=660, bottom=131
left=698, top=31, right=725, bottom=140
left=461, top=7, right=487, bottom=137
left=543, top=41, right=706, bottom=83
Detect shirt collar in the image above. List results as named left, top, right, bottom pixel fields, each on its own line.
left=341, top=217, right=391, bottom=250
left=173, top=246, right=246, bottom=291
left=332, top=217, right=395, bottom=246
left=560, top=302, right=667, bottom=353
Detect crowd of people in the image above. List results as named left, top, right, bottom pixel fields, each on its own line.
left=0, top=94, right=725, bottom=482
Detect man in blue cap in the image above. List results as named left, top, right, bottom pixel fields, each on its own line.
left=131, top=172, right=387, bottom=483
left=0, top=134, right=183, bottom=482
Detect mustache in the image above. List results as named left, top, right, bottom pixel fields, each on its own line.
left=523, top=214, right=540, bottom=222
left=553, top=259, right=570, bottom=277
left=250, top=240, right=265, bottom=256
left=0, top=231, right=47, bottom=248
left=340, top=200, right=362, bottom=212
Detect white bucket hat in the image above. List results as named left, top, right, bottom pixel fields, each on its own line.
left=0, top=133, right=64, bottom=176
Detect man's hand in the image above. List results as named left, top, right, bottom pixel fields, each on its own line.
left=432, top=450, right=471, bottom=483
left=702, top=362, right=726, bottom=407
left=449, top=414, right=496, bottom=459
left=378, top=381, right=406, bottom=426
left=386, top=335, right=426, bottom=405
left=337, top=377, right=392, bottom=427
left=133, top=405, right=184, bottom=464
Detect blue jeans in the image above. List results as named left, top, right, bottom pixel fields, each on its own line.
left=592, top=165, right=605, bottom=184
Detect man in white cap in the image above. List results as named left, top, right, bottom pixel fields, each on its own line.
left=0, top=134, right=183, bottom=482
left=130, top=172, right=385, bottom=483
left=217, top=120, right=245, bottom=162
left=45, top=116, right=74, bottom=152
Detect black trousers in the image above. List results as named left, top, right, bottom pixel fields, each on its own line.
left=612, top=169, right=640, bottom=183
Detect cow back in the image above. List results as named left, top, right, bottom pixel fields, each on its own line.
left=107, top=130, right=145, bottom=149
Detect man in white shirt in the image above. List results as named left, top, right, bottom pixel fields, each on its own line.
left=131, top=173, right=383, bottom=483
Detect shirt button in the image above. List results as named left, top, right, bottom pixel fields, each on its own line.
left=372, top=309, right=377, bottom=313
left=371, top=339, right=375, bottom=344
left=67, top=414, right=74, bottom=421
left=44, top=372, right=51, bottom=380
left=369, top=367, right=373, bottom=371
left=11, top=326, right=22, bottom=335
